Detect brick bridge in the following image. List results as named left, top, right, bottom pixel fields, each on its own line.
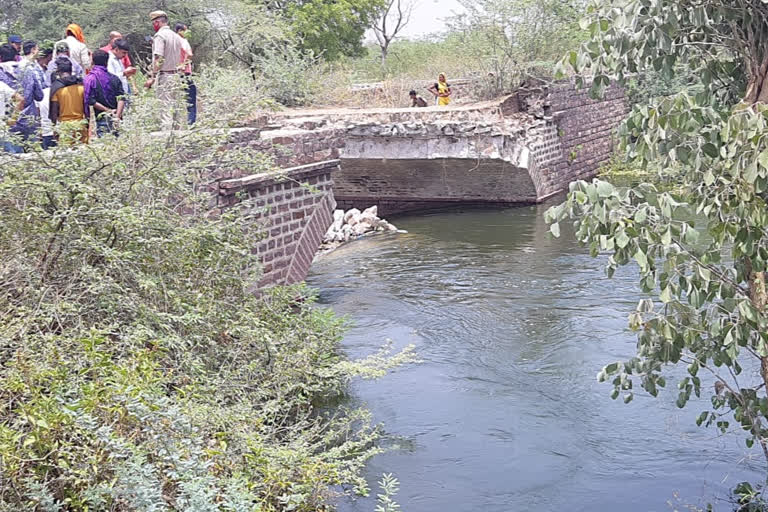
left=209, top=80, right=628, bottom=288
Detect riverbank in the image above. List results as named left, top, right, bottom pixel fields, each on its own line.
left=0, top=110, right=411, bottom=512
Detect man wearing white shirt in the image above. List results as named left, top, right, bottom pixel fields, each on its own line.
left=31, top=46, right=55, bottom=148
left=107, top=39, right=131, bottom=98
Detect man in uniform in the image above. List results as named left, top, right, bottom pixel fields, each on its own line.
left=144, top=10, right=184, bottom=130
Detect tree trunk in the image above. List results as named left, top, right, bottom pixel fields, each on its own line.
left=746, top=259, right=768, bottom=462
left=746, top=55, right=768, bottom=104
left=380, top=44, right=389, bottom=69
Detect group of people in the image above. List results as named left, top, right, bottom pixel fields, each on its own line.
left=0, top=10, right=196, bottom=153
left=409, top=73, right=452, bottom=108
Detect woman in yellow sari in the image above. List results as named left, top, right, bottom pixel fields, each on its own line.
left=428, top=73, right=451, bottom=106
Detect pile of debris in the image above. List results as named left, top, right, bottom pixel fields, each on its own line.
left=322, top=206, right=399, bottom=249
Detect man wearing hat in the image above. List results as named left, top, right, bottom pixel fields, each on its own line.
left=8, top=35, right=22, bottom=62
left=48, top=41, right=84, bottom=82
left=145, top=10, right=184, bottom=130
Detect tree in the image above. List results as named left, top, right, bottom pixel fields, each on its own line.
left=371, top=0, right=415, bottom=68
left=547, top=0, right=768, bottom=465
left=447, top=0, right=585, bottom=94
left=258, top=0, right=385, bottom=60
left=4, top=0, right=214, bottom=62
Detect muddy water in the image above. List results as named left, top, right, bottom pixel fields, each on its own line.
left=306, top=205, right=762, bottom=512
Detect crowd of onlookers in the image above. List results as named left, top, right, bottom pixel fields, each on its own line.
left=0, top=10, right=195, bottom=154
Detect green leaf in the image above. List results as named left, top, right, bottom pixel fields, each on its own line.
left=724, top=327, right=735, bottom=346
left=758, top=149, right=768, bottom=170
left=702, top=143, right=718, bottom=158
left=615, top=229, right=630, bottom=248
left=745, top=162, right=758, bottom=184
left=597, top=181, right=613, bottom=197
left=634, top=249, right=648, bottom=270
left=739, top=301, right=758, bottom=323
left=550, top=223, right=561, bottom=238
left=660, top=286, right=673, bottom=303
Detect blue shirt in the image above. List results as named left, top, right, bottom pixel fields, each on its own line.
left=0, top=61, right=43, bottom=139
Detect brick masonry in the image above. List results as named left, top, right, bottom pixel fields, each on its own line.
left=534, top=80, right=628, bottom=198
left=217, top=161, right=338, bottom=289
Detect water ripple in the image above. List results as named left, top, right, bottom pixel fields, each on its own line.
left=308, top=206, right=761, bottom=512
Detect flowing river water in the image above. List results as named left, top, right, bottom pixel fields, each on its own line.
left=306, top=205, right=763, bottom=512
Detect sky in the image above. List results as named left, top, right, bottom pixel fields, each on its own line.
left=388, top=0, right=465, bottom=39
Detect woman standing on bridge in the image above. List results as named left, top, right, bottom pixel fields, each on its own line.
left=427, top=73, right=451, bottom=106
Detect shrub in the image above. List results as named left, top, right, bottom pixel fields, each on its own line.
left=255, top=44, right=321, bottom=107
left=0, top=84, right=413, bottom=510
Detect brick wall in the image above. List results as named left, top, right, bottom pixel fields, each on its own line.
left=189, top=126, right=344, bottom=290
left=217, top=161, right=338, bottom=289
left=535, top=80, right=629, bottom=198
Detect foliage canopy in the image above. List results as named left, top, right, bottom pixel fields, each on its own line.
left=448, top=0, right=585, bottom=94
left=548, top=0, right=768, bottom=465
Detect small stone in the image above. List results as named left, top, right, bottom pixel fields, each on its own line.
left=353, top=222, right=372, bottom=236
left=362, top=205, right=378, bottom=218
left=341, top=224, right=352, bottom=242
left=344, top=208, right=361, bottom=224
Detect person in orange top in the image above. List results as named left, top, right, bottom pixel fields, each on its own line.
left=49, top=57, right=87, bottom=144
left=63, top=24, right=91, bottom=72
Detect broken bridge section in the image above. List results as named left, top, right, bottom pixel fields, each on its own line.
left=210, top=80, right=627, bottom=288
left=331, top=80, right=628, bottom=216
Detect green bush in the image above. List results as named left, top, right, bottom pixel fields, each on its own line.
left=256, top=44, right=321, bottom=107
left=0, top=82, right=413, bottom=510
